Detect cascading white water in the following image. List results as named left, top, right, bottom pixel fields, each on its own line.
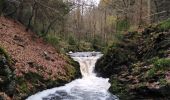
left=26, top=52, right=118, bottom=100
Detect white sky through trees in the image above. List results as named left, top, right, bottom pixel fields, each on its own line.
left=86, top=0, right=100, bottom=6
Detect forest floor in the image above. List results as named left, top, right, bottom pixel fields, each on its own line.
left=0, top=17, right=79, bottom=99
left=0, top=16, right=67, bottom=79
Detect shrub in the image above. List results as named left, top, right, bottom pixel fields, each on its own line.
left=154, top=58, right=170, bottom=70
left=116, top=19, right=130, bottom=32
left=158, top=19, right=170, bottom=30
left=78, top=41, right=93, bottom=51
left=45, top=34, right=59, bottom=47
left=91, top=35, right=106, bottom=51
left=113, top=32, right=124, bottom=42
left=68, top=35, right=77, bottom=45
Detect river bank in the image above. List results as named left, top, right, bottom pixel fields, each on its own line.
left=0, top=17, right=80, bottom=99
left=95, top=20, right=170, bottom=99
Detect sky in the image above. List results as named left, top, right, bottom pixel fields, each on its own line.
left=86, top=0, right=101, bottom=6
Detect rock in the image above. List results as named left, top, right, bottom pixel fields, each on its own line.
left=0, top=56, right=7, bottom=67
left=43, top=51, right=51, bottom=61
left=0, top=47, right=15, bottom=98
left=0, top=92, right=11, bottom=100
left=28, top=61, right=39, bottom=68
left=13, top=35, right=24, bottom=42
left=5, top=81, right=16, bottom=96
left=69, top=51, right=73, bottom=54
left=95, top=25, right=170, bottom=99
left=166, top=72, right=170, bottom=82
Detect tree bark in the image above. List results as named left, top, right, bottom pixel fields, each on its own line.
left=26, top=0, right=37, bottom=31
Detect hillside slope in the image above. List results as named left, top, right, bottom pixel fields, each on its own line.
left=96, top=21, right=170, bottom=99
left=0, top=17, right=80, bottom=100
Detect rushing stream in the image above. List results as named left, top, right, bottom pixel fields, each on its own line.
left=26, top=52, right=118, bottom=100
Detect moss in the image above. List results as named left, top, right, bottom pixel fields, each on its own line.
left=96, top=38, right=137, bottom=77
left=0, top=45, right=12, bottom=65
left=64, top=64, right=76, bottom=79
left=61, top=54, right=81, bottom=78
left=158, top=19, right=170, bottom=30
left=19, top=82, right=29, bottom=93
left=154, top=58, right=170, bottom=71
left=147, top=68, right=156, bottom=78
left=15, top=77, right=29, bottom=98
left=15, top=72, right=58, bottom=98
left=109, top=78, right=131, bottom=100
left=159, top=78, right=168, bottom=86
left=95, top=20, right=170, bottom=99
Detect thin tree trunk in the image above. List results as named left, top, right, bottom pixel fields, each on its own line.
left=26, top=0, right=36, bottom=31
left=44, top=17, right=59, bottom=36
left=139, top=0, right=143, bottom=27
left=147, top=0, right=151, bottom=24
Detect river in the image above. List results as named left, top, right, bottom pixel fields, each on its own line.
left=26, top=52, right=118, bottom=100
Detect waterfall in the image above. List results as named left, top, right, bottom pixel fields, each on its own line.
left=26, top=52, right=118, bottom=100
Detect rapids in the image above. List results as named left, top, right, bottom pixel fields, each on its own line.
left=26, top=52, right=118, bottom=100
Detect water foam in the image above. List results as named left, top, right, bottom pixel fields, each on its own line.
left=26, top=52, right=118, bottom=100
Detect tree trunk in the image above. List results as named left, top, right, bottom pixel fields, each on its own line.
left=26, top=0, right=36, bottom=31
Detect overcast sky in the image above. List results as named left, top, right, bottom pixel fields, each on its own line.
left=85, top=0, right=100, bottom=6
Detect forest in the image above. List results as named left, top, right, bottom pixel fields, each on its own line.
left=0, top=0, right=170, bottom=100
left=2, top=0, right=169, bottom=52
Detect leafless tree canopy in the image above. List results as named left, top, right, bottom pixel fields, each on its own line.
left=1, top=0, right=170, bottom=51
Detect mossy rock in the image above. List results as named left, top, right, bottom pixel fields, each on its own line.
left=0, top=46, right=15, bottom=97
left=0, top=46, right=12, bottom=66
left=95, top=33, right=138, bottom=77
left=61, top=54, right=81, bottom=78
left=95, top=22, right=170, bottom=99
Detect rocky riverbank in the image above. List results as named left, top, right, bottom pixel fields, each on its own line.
left=95, top=20, right=170, bottom=100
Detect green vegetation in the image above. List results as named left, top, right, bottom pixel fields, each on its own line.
left=0, top=45, right=13, bottom=66
left=45, top=34, right=60, bottom=47
left=95, top=20, right=170, bottom=99
left=147, top=68, right=156, bottom=78
left=154, top=58, right=170, bottom=71
left=0, top=46, right=15, bottom=98
left=61, top=54, right=81, bottom=78
left=146, top=58, right=170, bottom=78
left=44, top=33, right=106, bottom=53
left=116, top=19, right=130, bottom=32
left=159, top=78, right=168, bottom=86
left=158, top=19, right=170, bottom=30
left=0, top=0, right=4, bottom=15
left=1, top=0, right=170, bottom=99
left=109, top=78, right=130, bottom=99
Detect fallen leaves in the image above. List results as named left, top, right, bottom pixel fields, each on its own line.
left=0, top=17, right=68, bottom=80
